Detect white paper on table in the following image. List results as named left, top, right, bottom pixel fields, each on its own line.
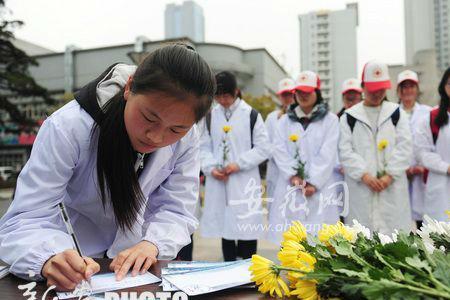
left=56, top=272, right=161, bottom=299
left=161, top=261, right=241, bottom=292
left=167, top=261, right=238, bottom=269
left=163, top=259, right=252, bottom=296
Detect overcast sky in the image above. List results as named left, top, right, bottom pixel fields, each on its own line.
left=5, top=0, right=404, bottom=77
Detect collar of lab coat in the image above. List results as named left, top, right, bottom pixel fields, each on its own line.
left=138, top=145, right=173, bottom=188
left=346, top=101, right=399, bottom=130
left=220, top=97, right=241, bottom=115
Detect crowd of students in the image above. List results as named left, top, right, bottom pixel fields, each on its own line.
left=0, top=45, right=448, bottom=290
left=199, top=60, right=450, bottom=261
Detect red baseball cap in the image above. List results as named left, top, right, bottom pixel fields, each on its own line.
left=361, top=60, right=391, bottom=92
left=294, top=71, right=320, bottom=93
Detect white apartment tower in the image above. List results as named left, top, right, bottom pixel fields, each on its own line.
left=299, top=3, right=358, bottom=112
left=405, top=0, right=450, bottom=71
left=165, top=1, right=205, bottom=42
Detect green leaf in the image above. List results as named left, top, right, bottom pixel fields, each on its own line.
left=330, top=239, right=353, bottom=256
left=315, top=246, right=332, bottom=258
left=334, top=268, right=370, bottom=280
left=405, top=256, right=432, bottom=273
left=431, top=251, right=450, bottom=287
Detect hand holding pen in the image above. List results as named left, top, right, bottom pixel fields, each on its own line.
left=41, top=203, right=100, bottom=291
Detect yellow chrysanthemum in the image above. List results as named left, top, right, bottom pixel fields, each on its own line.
left=290, top=279, right=320, bottom=300
left=223, top=125, right=232, bottom=133
left=378, top=139, right=388, bottom=151
left=282, top=221, right=308, bottom=245
left=318, top=222, right=356, bottom=247
left=249, top=255, right=290, bottom=298
left=446, top=210, right=450, bottom=219
left=289, top=134, right=299, bottom=142
left=278, top=240, right=316, bottom=272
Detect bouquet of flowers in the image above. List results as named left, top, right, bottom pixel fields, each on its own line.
left=250, top=216, right=450, bottom=299
left=289, top=134, right=308, bottom=181
left=377, top=139, right=389, bottom=178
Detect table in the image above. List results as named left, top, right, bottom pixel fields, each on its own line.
left=0, top=259, right=278, bottom=299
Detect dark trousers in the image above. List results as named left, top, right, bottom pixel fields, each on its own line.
left=416, top=220, right=423, bottom=230
left=176, top=234, right=193, bottom=261
left=221, top=238, right=257, bottom=261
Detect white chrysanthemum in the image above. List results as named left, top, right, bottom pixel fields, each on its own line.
left=351, top=219, right=371, bottom=239
left=377, top=232, right=394, bottom=245
left=417, top=215, right=450, bottom=253
left=392, top=229, right=399, bottom=243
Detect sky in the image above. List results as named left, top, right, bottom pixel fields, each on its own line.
left=4, top=0, right=405, bottom=77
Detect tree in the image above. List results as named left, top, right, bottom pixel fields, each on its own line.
left=242, top=93, right=277, bottom=120
left=0, top=0, right=53, bottom=128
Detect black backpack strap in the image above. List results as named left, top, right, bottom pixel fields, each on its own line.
left=74, top=63, right=121, bottom=124
left=391, top=107, right=400, bottom=127
left=205, top=112, right=212, bottom=135
left=250, top=109, right=259, bottom=148
left=346, top=113, right=357, bottom=133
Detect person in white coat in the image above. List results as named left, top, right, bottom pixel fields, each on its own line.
left=265, top=78, right=296, bottom=200
left=337, top=78, right=363, bottom=118
left=199, top=71, right=271, bottom=261
left=0, top=44, right=216, bottom=290
left=396, top=70, right=431, bottom=229
left=415, top=67, right=450, bottom=222
left=268, top=71, right=340, bottom=244
left=339, top=60, right=413, bottom=234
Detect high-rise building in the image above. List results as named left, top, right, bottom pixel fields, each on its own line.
left=299, top=4, right=358, bottom=112
left=405, top=0, right=450, bottom=71
left=165, top=1, right=205, bottom=42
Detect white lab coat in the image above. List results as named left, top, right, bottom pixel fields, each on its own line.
left=405, top=103, right=431, bottom=221
left=265, top=109, right=283, bottom=200
left=268, top=111, right=340, bottom=244
left=0, top=64, right=199, bottom=280
left=339, top=101, right=413, bottom=234
left=415, top=110, right=450, bottom=222
left=199, top=99, right=272, bottom=240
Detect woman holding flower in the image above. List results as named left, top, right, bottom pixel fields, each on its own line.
left=268, top=71, right=340, bottom=244
left=339, top=60, right=413, bottom=234
left=199, top=71, right=271, bottom=261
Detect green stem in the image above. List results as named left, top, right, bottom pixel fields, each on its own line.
left=386, top=281, right=450, bottom=299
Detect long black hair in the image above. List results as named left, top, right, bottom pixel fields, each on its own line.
left=435, top=67, right=450, bottom=128
left=96, top=43, right=215, bottom=231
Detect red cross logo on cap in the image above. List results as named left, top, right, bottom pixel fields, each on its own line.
left=284, top=82, right=289, bottom=86
left=300, top=75, right=307, bottom=82
left=373, top=68, right=383, bottom=78
left=348, top=80, right=354, bottom=85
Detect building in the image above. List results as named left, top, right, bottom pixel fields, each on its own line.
left=405, top=0, right=450, bottom=71
left=1, top=37, right=287, bottom=170
left=387, top=49, right=441, bottom=106
left=165, top=1, right=205, bottom=42
left=299, top=3, right=358, bottom=112
left=25, top=37, right=287, bottom=104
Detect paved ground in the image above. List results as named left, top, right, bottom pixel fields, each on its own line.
left=0, top=188, right=280, bottom=262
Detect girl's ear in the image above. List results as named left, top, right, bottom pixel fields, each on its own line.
left=124, top=76, right=133, bottom=101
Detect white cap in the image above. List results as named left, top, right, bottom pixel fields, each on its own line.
left=397, top=70, right=419, bottom=86
left=361, top=60, right=391, bottom=92
left=277, top=78, right=295, bottom=95
left=294, top=71, right=321, bottom=93
left=341, top=78, right=362, bottom=94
